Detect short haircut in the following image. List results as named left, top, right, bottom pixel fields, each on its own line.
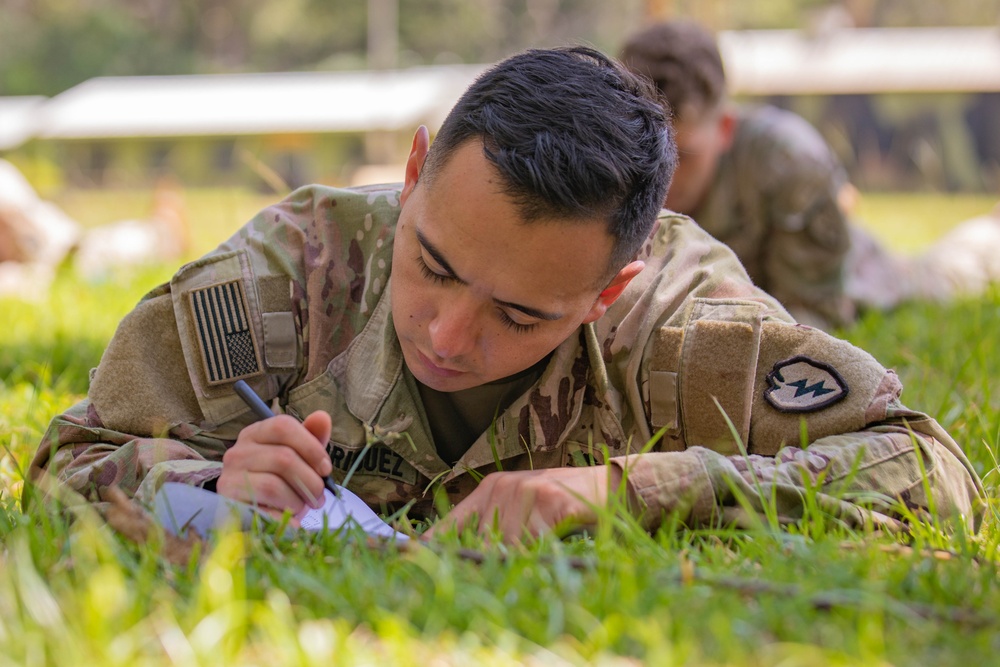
left=422, top=46, right=676, bottom=277
left=619, top=20, right=727, bottom=120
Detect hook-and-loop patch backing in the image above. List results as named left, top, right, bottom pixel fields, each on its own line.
left=189, top=280, right=262, bottom=384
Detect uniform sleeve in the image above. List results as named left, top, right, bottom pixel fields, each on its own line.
left=25, top=182, right=346, bottom=510
left=26, top=286, right=244, bottom=507
left=762, top=171, right=854, bottom=330
left=27, top=262, right=300, bottom=507
left=615, top=300, right=985, bottom=532
left=27, top=184, right=404, bottom=511
left=28, top=397, right=228, bottom=507
left=612, top=415, right=983, bottom=533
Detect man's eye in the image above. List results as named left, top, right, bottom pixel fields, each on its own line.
left=498, top=309, right=539, bottom=334
left=416, top=255, right=455, bottom=285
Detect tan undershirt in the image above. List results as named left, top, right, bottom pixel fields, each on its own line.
left=415, top=356, right=549, bottom=466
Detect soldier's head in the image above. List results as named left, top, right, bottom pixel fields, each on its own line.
left=620, top=19, right=737, bottom=214
left=422, top=46, right=674, bottom=274
left=391, top=47, right=676, bottom=392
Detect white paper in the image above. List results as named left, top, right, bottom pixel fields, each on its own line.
left=299, top=485, right=409, bottom=542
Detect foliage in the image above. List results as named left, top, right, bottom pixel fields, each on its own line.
left=3, top=0, right=999, bottom=96
left=0, top=189, right=999, bottom=664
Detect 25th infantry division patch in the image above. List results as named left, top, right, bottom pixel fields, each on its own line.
left=764, top=355, right=848, bottom=413
left=189, top=280, right=262, bottom=385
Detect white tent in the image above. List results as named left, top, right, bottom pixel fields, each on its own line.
left=2, top=27, right=999, bottom=150
left=32, top=64, right=486, bottom=141
left=0, top=96, right=46, bottom=150
left=719, top=27, right=1000, bottom=95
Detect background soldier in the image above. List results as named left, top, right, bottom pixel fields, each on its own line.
left=0, top=159, right=190, bottom=294
left=620, top=19, right=1000, bottom=330
left=0, top=158, right=80, bottom=299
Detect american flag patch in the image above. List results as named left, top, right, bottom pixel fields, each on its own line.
left=189, top=280, right=262, bottom=385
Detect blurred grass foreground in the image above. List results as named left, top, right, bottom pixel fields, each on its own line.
left=0, top=188, right=999, bottom=665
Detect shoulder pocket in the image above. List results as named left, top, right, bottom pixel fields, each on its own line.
left=171, top=249, right=275, bottom=425
left=678, top=298, right=765, bottom=454
left=646, top=298, right=766, bottom=455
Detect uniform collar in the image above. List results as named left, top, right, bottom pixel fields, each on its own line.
left=340, top=280, right=405, bottom=426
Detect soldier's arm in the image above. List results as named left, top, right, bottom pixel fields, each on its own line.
left=612, top=415, right=983, bottom=533
left=26, top=285, right=244, bottom=507
left=430, top=397, right=982, bottom=542
left=28, top=395, right=231, bottom=507
left=616, top=310, right=985, bottom=533
left=27, top=187, right=335, bottom=510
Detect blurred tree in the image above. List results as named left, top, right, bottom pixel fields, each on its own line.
left=0, top=0, right=195, bottom=95
left=1, top=0, right=998, bottom=96
left=248, top=0, right=368, bottom=71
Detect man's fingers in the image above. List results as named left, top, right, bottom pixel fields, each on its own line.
left=302, top=411, right=333, bottom=466
left=423, top=477, right=498, bottom=540
left=221, top=441, right=327, bottom=509
left=426, top=468, right=616, bottom=544
left=244, top=414, right=333, bottom=476
left=217, top=470, right=314, bottom=514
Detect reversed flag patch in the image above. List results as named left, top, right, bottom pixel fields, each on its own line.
left=764, top=356, right=848, bottom=413
left=189, top=280, right=262, bottom=385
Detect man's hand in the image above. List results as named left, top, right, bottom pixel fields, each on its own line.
left=425, top=465, right=636, bottom=544
left=216, top=410, right=333, bottom=520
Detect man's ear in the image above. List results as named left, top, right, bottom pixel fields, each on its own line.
left=401, top=125, right=430, bottom=205
left=582, top=261, right=645, bottom=324
left=717, top=108, right=737, bottom=151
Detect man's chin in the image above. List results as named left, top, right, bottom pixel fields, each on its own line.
left=412, top=371, right=477, bottom=393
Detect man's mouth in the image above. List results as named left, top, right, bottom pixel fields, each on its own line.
left=416, top=349, right=464, bottom=378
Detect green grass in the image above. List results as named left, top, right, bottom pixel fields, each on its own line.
left=1, top=189, right=999, bottom=665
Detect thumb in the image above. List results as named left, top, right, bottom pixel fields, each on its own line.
left=302, top=410, right=332, bottom=447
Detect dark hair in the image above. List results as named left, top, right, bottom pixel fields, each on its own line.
left=620, top=20, right=726, bottom=120
left=422, top=46, right=676, bottom=276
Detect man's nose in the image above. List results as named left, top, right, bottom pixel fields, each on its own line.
left=428, top=297, right=479, bottom=360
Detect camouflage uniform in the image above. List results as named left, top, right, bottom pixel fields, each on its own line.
left=689, top=105, right=1000, bottom=328
left=844, top=204, right=1000, bottom=311
left=29, top=184, right=984, bottom=532
left=688, top=105, right=855, bottom=330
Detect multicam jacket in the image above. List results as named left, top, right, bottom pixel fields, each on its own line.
left=692, top=107, right=1000, bottom=324
left=690, top=105, right=855, bottom=330
left=29, top=184, right=984, bottom=531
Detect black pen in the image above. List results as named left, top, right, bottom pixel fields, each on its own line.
left=233, top=379, right=339, bottom=497
left=233, top=379, right=276, bottom=421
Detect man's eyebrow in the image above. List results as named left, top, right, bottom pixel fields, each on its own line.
left=415, top=228, right=563, bottom=321
left=494, top=297, right=563, bottom=321
left=416, top=229, right=463, bottom=281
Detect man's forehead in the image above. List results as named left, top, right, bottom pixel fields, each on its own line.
left=412, top=138, right=617, bottom=283
left=415, top=214, right=612, bottom=295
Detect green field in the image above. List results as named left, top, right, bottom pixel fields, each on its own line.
left=1, top=189, right=998, bottom=665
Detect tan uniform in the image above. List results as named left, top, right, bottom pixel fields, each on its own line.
left=29, top=184, right=985, bottom=532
